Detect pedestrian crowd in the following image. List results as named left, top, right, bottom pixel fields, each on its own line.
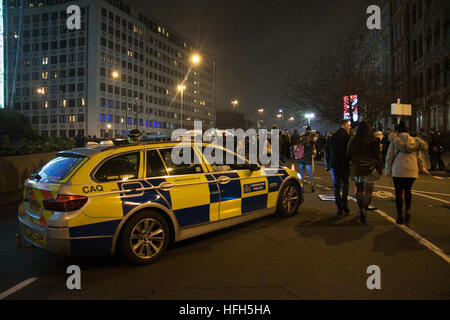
left=324, top=119, right=440, bottom=224
left=280, top=120, right=447, bottom=225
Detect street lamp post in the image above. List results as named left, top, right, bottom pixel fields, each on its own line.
left=112, top=71, right=125, bottom=136
left=134, top=97, right=140, bottom=130
left=191, top=54, right=216, bottom=128
left=177, top=84, right=186, bottom=129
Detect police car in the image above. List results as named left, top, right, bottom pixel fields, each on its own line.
left=18, top=141, right=303, bottom=265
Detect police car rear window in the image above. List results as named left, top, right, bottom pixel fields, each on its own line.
left=36, top=155, right=85, bottom=183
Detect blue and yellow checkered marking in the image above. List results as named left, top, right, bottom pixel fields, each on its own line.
left=111, top=169, right=291, bottom=230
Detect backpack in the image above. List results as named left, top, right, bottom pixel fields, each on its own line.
left=294, top=144, right=305, bottom=159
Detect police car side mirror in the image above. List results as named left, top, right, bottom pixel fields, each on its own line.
left=249, top=164, right=260, bottom=171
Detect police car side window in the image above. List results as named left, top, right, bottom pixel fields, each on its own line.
left=204, top=147, right=249, bottom=172
left=158, top=148, right=203, bottom=175
left=146, top=150, right=167, bottom=177
left=94, top=152, right=140, bottom=182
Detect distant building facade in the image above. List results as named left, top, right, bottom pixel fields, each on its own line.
left=352, top=0, right=449, bottom=132
left=3, top=0, right=214, bottom=138
left=391, top=0, right=449, bottom=132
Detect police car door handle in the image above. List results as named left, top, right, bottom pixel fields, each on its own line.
left=217, top=176, right=231, bottom=184
left=158, top=181, right=176, bottom=191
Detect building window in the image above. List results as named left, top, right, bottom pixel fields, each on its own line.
left=68, top=130, right=76, bottom=138
left=78, top=98, right=85, bottom=107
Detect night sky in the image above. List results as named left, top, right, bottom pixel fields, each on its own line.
left=129, top=0, right=374, bottom=125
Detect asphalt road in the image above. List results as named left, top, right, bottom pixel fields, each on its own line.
left=1, top=163, right=449, bottom=300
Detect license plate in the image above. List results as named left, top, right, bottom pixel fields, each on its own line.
left=28, top=201, right=42, bottom=215
left=23, top=228, right=47, bottom=246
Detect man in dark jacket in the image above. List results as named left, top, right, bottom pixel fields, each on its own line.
left=326, top=119, right=351, bottom=215
left=291, top=130, right=300, bottom=146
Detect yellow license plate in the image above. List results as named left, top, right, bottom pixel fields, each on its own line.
left=23, top=228, right=47, bottom=246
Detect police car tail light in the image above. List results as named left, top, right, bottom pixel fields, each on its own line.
left=43, top=195, right=88, bottom=212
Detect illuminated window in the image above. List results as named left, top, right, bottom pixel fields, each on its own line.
left=68, top=114, right=76, bottom=123
left=42, top=57, right=48, bottom=65
left=41, top=72, right=48, bottom=79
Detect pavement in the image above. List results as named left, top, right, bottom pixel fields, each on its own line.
left=0, top=162, right=448, bottom=300
left=0, top=190, right=23, bottom=207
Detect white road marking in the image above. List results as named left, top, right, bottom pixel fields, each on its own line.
left=372, top=208, right=450, bottom=264
left=0, top=277, right=38, bottom=300
left=375, top=185, right=450, bottom=205
left=376, top=185, right=450, bottom=197
left=315, top=183, right=450, bottom=264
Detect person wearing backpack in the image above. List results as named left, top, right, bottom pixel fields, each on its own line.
left=385, top=121, right=429, bottom=224
left=326, top=119, right=351, bottom=216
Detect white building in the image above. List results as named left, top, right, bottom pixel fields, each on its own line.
left=4, top=0, right=215, bottom=138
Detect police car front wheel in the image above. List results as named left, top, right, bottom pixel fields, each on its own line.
left=119, top=210, right=170, bottom=265
left=277, top=181, right=301, bottom=217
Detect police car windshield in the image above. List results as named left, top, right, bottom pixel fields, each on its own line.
left=36, top=155, right=85, bottom=183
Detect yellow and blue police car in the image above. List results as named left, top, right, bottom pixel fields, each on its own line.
left=18, top=140, right=303, bottom=265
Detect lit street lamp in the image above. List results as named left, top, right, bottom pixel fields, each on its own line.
left=177, top=84, right=186, bottom=128
left=190, top=53, right=217, bottom=128
left=191, top=55, right=201, bottom=64
left=112, top=71, right=119, bottom=79
left=258, top=108, right=264, bottom=120
left=305, top=113, right=315, bottom=125
left=231, top=100, right=238, bottom=108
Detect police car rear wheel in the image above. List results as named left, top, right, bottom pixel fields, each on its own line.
left=120, top=211, right=170, bottom=265
left=278, top=181, right=300, bottom=217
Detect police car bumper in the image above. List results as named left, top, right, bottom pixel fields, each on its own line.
left=18, top=215, right=72, bottom=256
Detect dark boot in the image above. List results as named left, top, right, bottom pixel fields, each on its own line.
left=396, top=212, right=404, bottom=224
left=405, top=210, right=410, bottom=224
left=358, top=210, right=366, bottom=223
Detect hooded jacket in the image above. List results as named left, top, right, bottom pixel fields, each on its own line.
left=385, top=132, right=428, bottom=178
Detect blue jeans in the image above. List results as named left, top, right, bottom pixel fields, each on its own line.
left=330, top=168, right=349, bottom=210
left=298, top=163, right=314, bottom=186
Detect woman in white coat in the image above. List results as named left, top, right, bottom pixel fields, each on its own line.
left=385, top=121, right=430, bottom=224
